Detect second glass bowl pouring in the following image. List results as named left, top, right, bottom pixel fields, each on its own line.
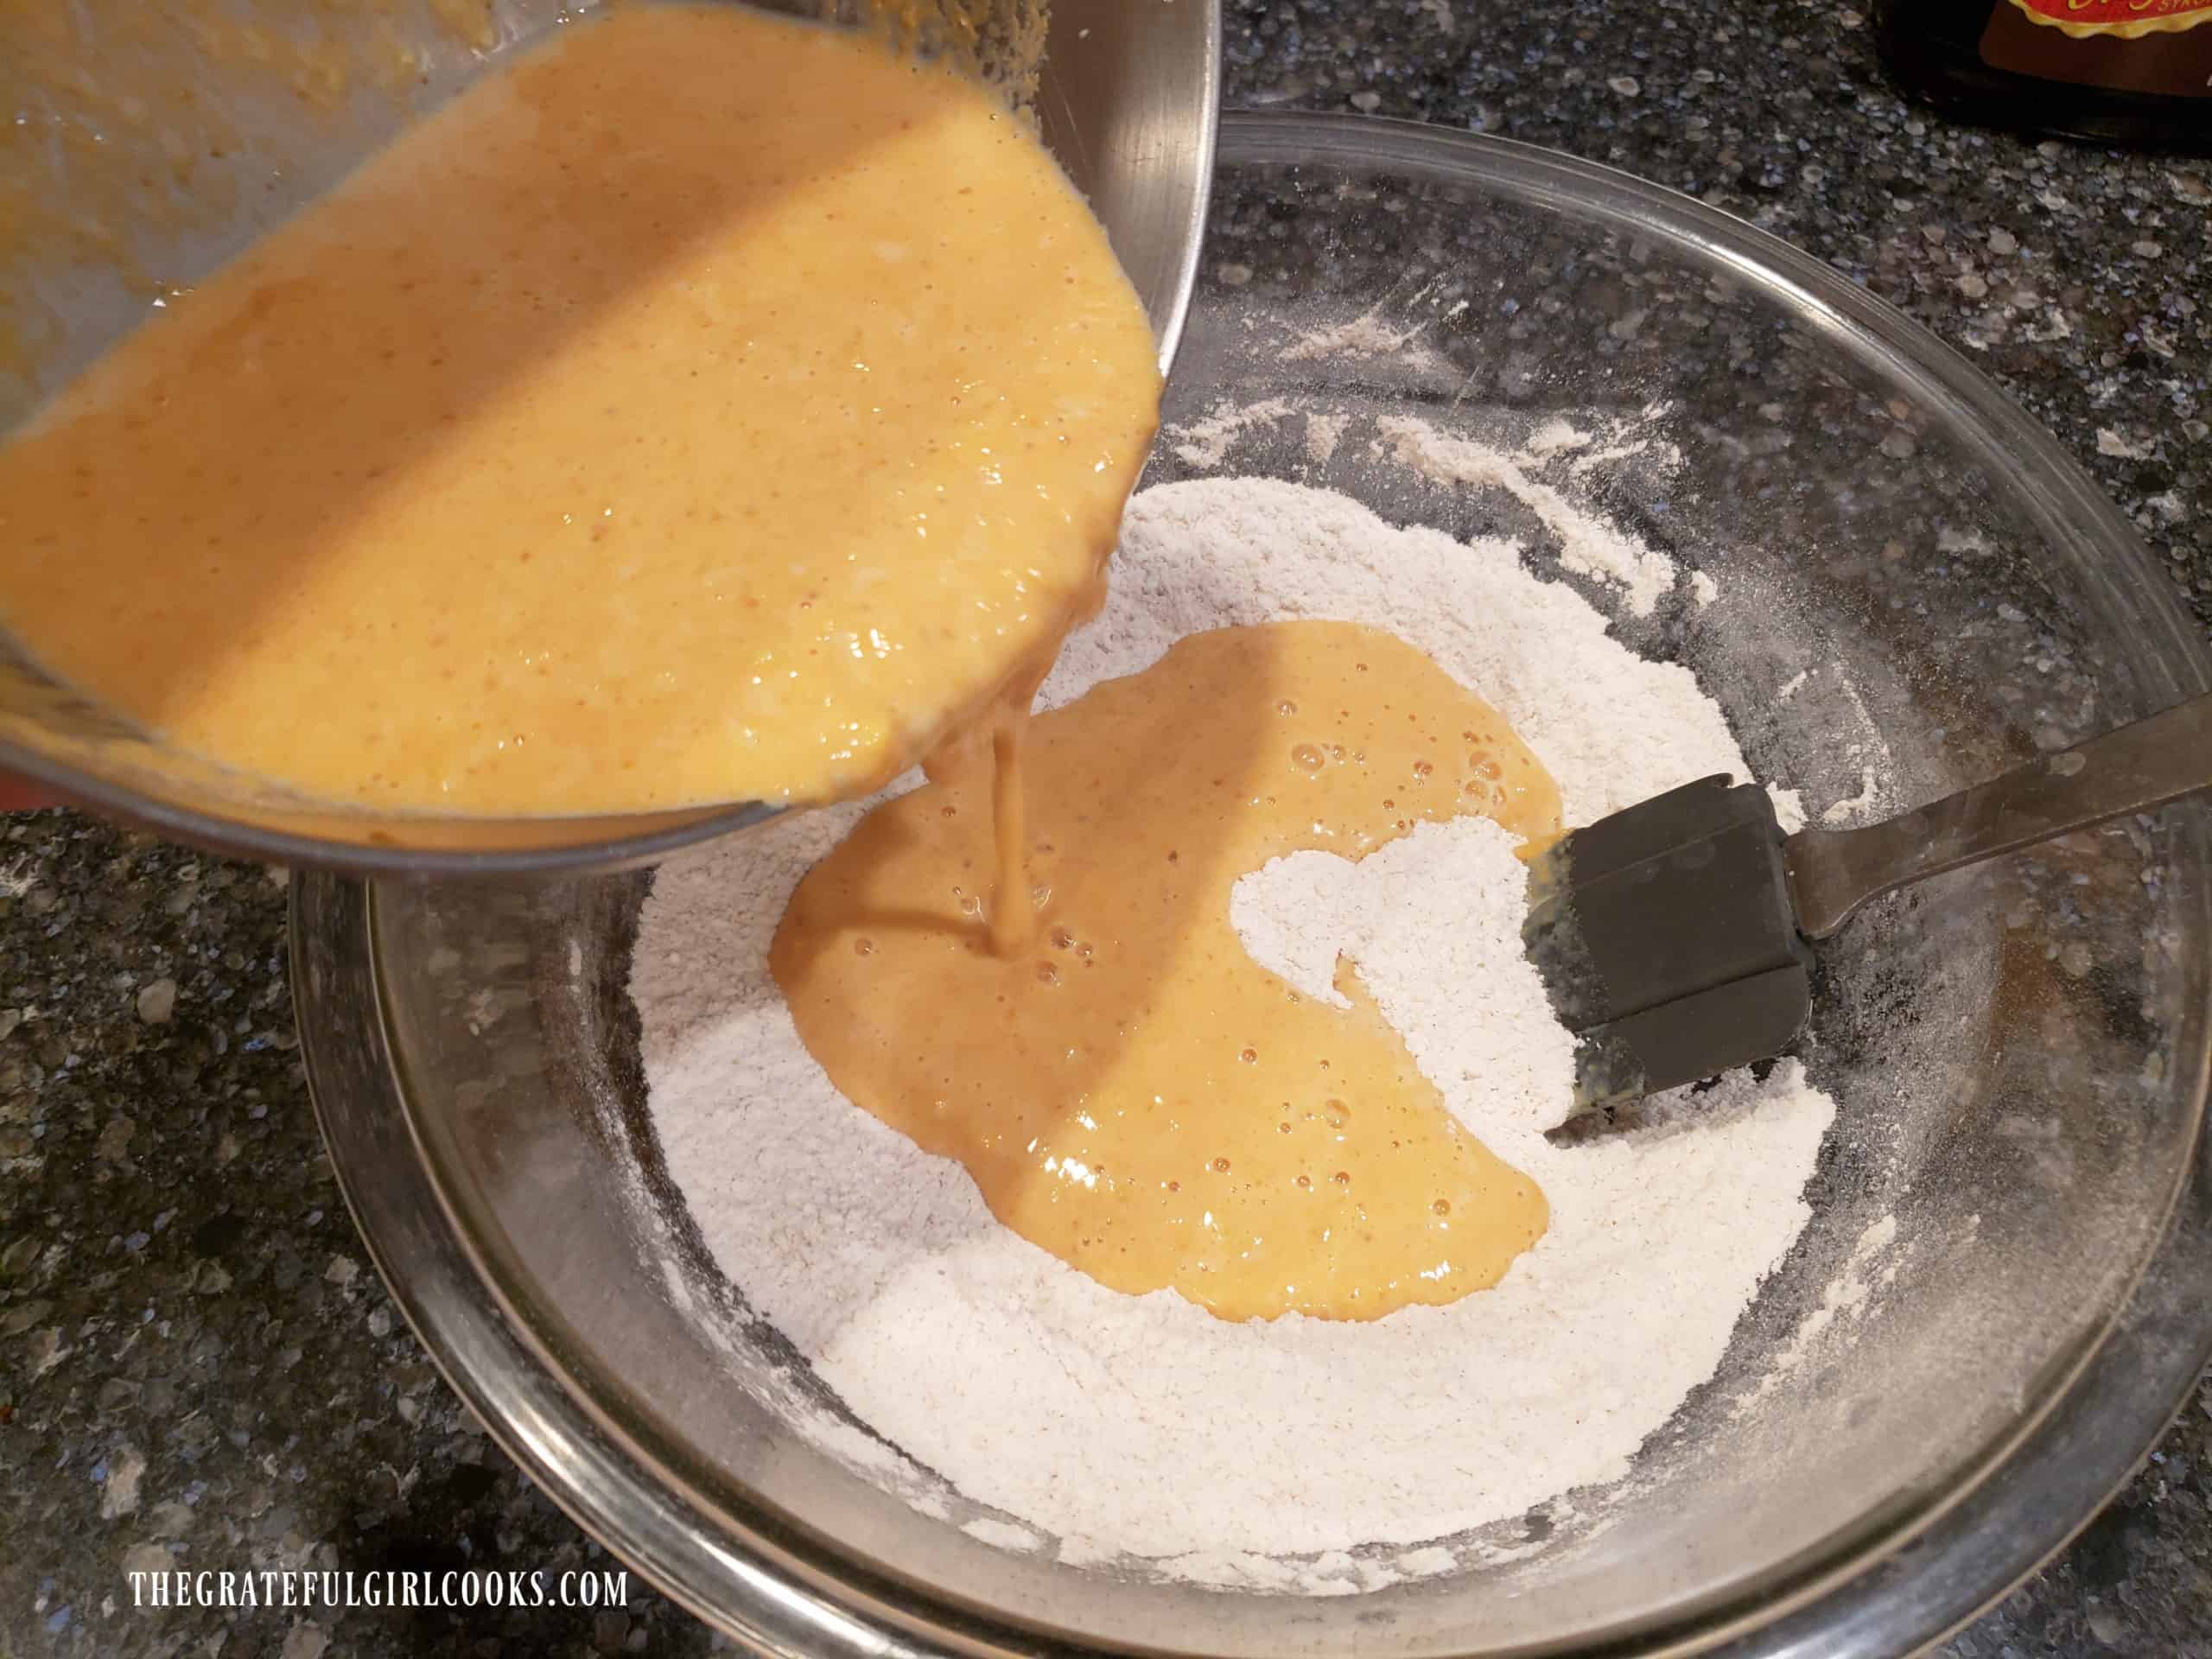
left=0, top=0, right=1219, bottom=874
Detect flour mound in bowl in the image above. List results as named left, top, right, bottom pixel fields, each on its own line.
left=634, top=477, right=1839, bottom=1592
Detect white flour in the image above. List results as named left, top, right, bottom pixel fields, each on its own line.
left=1167, top=397, right=1294, bottom=468
left=1162, top=397, right=1693, bottom=621
left=1732, top=1214, right=1903, bottom=1420
left=1303, top=410, right=1348, bottom=467
left=636, top=477, right=1839, bottom=1592
left=1281, top=309, right=1441, bottom=365
left=1375, top=416, right=1678, bottom=617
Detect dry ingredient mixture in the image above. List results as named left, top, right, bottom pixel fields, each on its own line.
left=638, top=467, right=1842, bottom=1591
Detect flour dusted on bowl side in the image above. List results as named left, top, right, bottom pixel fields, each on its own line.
left=633, top=476, right=1840, bottom=1592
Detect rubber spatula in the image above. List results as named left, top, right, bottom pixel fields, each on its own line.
left=1523, top=693, right=2211, bottom=1116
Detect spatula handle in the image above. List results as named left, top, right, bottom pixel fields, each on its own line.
left=1784, top=693, right=2212, bottom=940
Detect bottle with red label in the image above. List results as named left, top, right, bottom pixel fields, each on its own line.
left=1874, top=0, right=2212, bottom=152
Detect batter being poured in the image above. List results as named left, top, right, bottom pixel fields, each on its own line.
left=774, top=620, right=1561, bottom=1322
left=0, top=4, right=1159, bottom=816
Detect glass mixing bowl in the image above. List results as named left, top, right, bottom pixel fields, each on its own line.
left=295, top=114, right=2212, bottom=1656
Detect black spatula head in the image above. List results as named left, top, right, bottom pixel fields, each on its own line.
left=1522, top=774, right=1813, bottom=1115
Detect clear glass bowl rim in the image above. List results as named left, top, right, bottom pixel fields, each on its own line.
left=294, top=111, right=2212, bottom=1659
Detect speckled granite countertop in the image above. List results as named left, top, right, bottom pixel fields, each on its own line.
left=4, top=4, right=2208, bottom=1656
